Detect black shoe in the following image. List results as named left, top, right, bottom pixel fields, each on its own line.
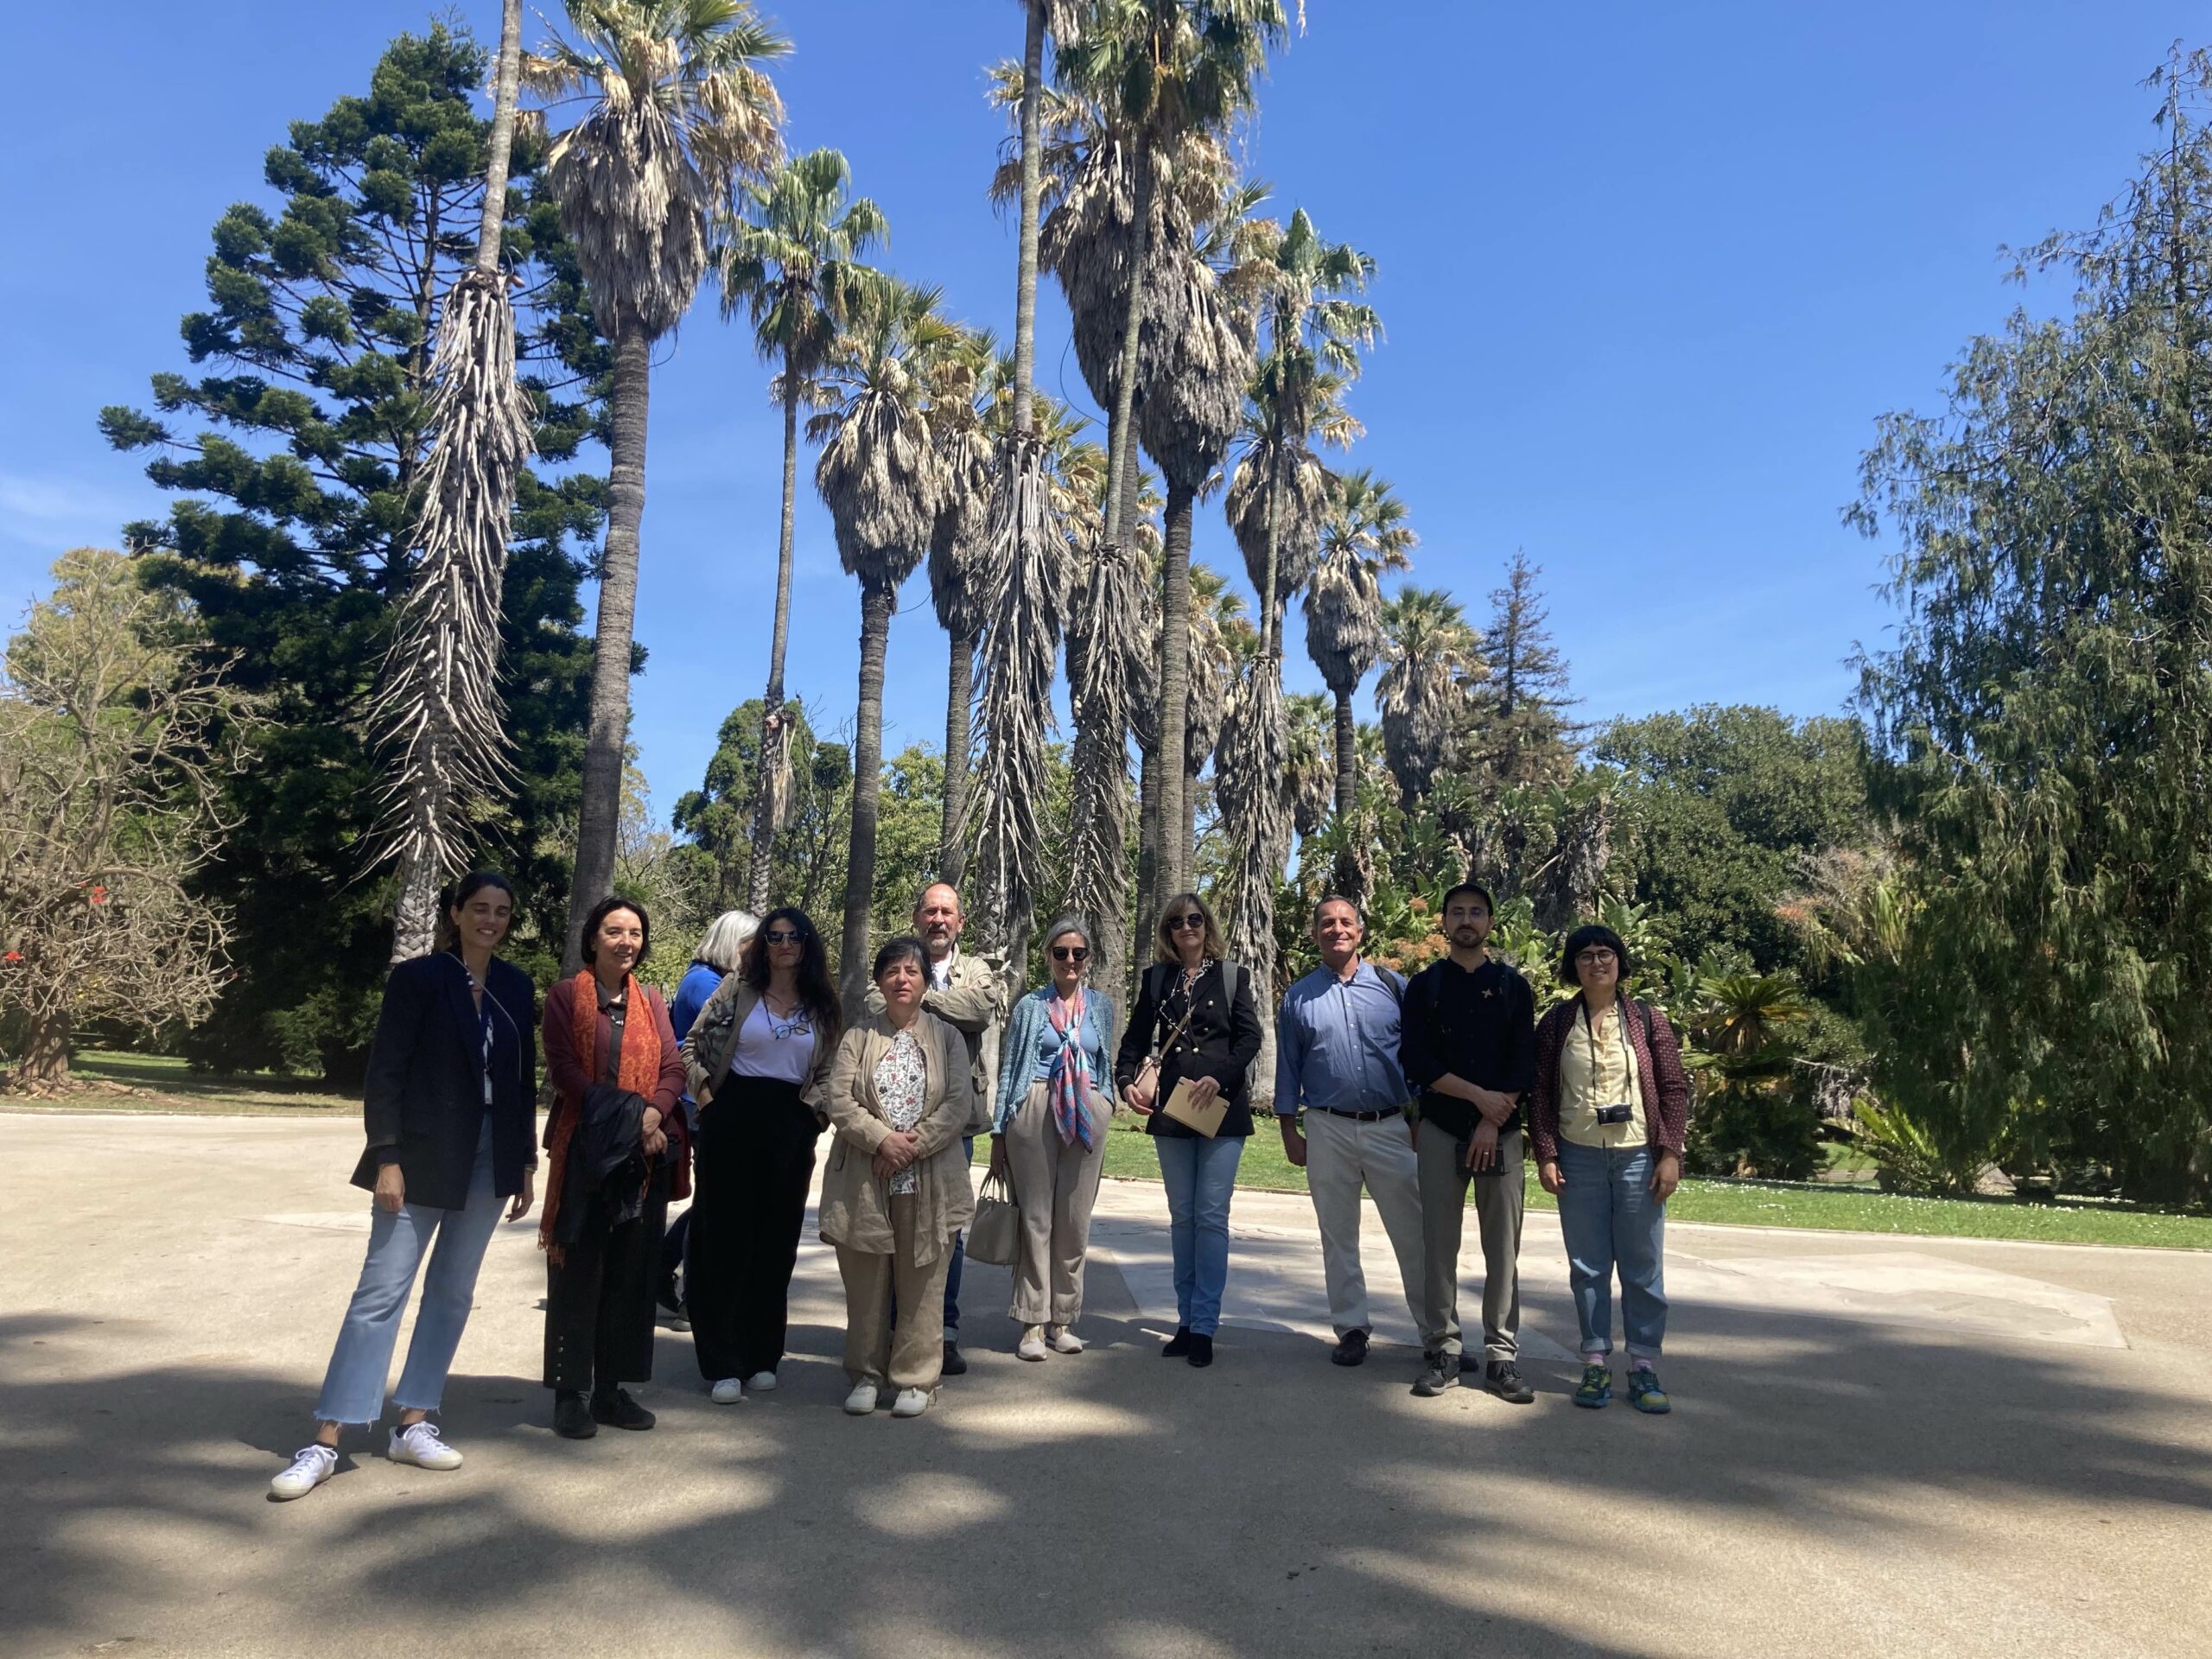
left=1161, top=1325, right=1194, bottom=1358
left=657, top=1277, right=683, bottom=1314
left=1331, top=1328, right=1370, bottom=1367
left=590, top=1387, right=656, bottom=1431
left=941, top=1339, right=969, bottom=1377
left=1484, top=1361, right=1536, bottom=1404
left=1459, top=1351, right=1481, bottom=1374
left=1185, top=1333, right=1214, bottom=1368
left=553, top=1390, right=597, bottom=1440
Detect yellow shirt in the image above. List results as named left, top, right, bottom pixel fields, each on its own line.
left=1558, top=1003, right=1646, bottom=1149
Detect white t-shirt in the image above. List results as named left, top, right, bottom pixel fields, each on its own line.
left=730, top=996, right=817, bottom=1085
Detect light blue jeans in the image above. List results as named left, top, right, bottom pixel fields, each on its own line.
left=1554, top=1140, right=1668, bottom=1363
left=1156, top=1133, right=1244, bottom=1337
left=315, top=1119, right=504, bottom=1425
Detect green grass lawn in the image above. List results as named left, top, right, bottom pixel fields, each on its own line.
left=15, top=1050, right=357, bottom=1114
left=986, top=1120, right=2212, bottom=1251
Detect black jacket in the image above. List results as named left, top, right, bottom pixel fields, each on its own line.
left=556, top=1083, right=649, bottom=1244
left=1115, top=960, right=1265, bottom=1140
left=352, top=952, right=537, bottom=1211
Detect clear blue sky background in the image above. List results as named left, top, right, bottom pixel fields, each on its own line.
left=2, top=2, right=2202, bottom=819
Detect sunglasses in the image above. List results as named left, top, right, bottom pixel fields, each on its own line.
left=1166, top=913, right=1205, bottom=932
left=1051, top=946, right=1091, bottom=963
left=765, top=929, right=808, bottom=945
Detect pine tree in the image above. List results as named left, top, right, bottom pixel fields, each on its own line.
left=1465, top=551, right=1576, bottom=794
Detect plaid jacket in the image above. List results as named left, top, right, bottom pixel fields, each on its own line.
left=1529, top=995, right=1693, bottom=1161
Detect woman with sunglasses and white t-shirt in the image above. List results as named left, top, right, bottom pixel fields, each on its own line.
left=680, top=906, right=842, bottom=1402
left=989, top=914, right=1116, bottom=1362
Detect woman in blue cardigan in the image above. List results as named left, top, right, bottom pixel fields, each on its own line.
left=990, top=913, right=1116, bottom=1362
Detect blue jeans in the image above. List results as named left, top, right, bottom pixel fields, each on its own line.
left=1156, top=1134, right=1243, bottom=1337
left=1554, top=1139, right=1668, bottom=1363
left=315, top=1119, right=505, bottom=1425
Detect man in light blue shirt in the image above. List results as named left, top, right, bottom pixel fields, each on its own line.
left=1275, top=895, right=1434, bottom=1367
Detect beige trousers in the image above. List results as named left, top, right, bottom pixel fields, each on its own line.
left=1005, top=1080, right=1107, bottom=1325
left=837, top=1194, right=950, bottom=1390
left=1417, top=1124, right=1524, bottom=1363
left=1302, top=1108, right=1433, bottom=1344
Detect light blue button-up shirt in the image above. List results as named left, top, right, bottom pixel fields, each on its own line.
left=1274, top=960, right=1410, bottom=1118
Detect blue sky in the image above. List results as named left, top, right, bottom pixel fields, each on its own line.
left=2, top=2, right=2201, bottom=817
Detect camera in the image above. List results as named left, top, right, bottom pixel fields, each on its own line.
left=1594, top=1104, right=1635, bottom=1126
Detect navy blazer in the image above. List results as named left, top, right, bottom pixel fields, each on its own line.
left=352, top=952, right=538, bottom=1211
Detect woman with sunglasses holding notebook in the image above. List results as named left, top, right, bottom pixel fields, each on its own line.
left=680, top=906, right=842, bottom=1402
left=989, top=914, right=1116, bottom=1362
left=1114, top=893, right=1262, bottom=1368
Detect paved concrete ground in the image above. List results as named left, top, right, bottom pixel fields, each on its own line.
left=3, top=1113, right=2208, bottom=1659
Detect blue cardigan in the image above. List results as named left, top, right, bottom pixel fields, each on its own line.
left=993, top=986, right=1117, bottom=1134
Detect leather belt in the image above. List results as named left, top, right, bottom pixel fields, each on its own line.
left=1312, top=1106, right=1398, bottom=1122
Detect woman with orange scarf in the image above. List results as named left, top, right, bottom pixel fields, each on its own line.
left=539, top=896, right=689, bottom=1440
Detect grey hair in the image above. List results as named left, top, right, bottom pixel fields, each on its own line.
left=694, top=910, right=761, bottom=976
left=1042, top=912, right=1100, bottom=971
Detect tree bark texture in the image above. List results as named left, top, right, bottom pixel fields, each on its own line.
left=1010, top=0, right=1046, bottom=440
left=746, top=372, right=804, bottom=913
left=939, top=626, right=974, bottom=887
left=473, top=0, right=524, bottom=273
left=1332, top=687, right=1357, bottom=822
left=1156, top=477, right=1194, bottom=901
left=1099, top=144, right=1154, bottom=556
left=565, top=321, right=650, bottom=970
left=16, top=1014, right=71, bottom=1088
left=391, top=850, right=443, bottom=962
left=839, top=582, right=893, bottom=1019
left=1134, top=737, right=1160, bottom=1005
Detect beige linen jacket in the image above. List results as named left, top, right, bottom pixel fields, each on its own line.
left=866, top=944, right=1006, bottom=1136
left=817, top=1008, right=976, bottom=1267
left=680, top=976, right=837, bottom=1115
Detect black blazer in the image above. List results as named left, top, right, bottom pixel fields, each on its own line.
left=351, top=952, right=537, bottom=1211
left=1115, top=960, right=1264, bottom=1140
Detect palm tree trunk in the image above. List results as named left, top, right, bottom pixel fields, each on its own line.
left=745, top=372, right=804, bottom=912
left=1134, top=734, right=1160, bottom=997
left=1332, top=685, right=1357, bottom=820
left=839, top=581, right=893, bottom=1017
left=1100, top=143, right=1154, bottom=554
left=1156, top=475, right=1193, bottom=899
left=1011, top=0, right=1046, bottom=438
left=391, top=858, right=444, bottom=962
left=564, top=320, right=649, bottom=969
left=939, top=626, right=974, bottom=884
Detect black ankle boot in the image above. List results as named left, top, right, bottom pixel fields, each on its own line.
left=1186, top=1333, right=1214, bottom=1368
left=1161, top=1326, right=1193, bottom=1357
left=591, top=1386, right=656, bottom=1431
left=553, top=1389, right=597, bottom=1440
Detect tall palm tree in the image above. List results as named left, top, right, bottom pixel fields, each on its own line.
left=1376, top=586, right=1480, bottom=810
left=924, top=330, right=1001, bottom=887
left=1304, top=467, right=1414, bottom=818
left=378, top=0, right=533, bottom=961
left=717, top=145, right=885, bottom=913
left=1282, top=690, right=1335, bottom=838
left=812, top=278, right=959, bottom=1012
left=1182, top=561, right=1243, bottom=856
left=526, top=0, right=788, bottom=965
left=1056, top=1, right=1288, bottom=912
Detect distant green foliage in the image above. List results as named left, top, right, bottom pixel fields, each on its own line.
left=99, top=22, right=607, bottom=1079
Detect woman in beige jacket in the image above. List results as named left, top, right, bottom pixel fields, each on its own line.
left=820, top=936, right=976, bottom=1418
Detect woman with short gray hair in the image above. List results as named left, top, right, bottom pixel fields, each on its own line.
left=990, top=915, right=1116, bottom=1362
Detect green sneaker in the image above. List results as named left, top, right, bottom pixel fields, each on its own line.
left=1627, top=1367, right=1671, bottom=1414
left=1572, top=1363, right=1613, bottom=1408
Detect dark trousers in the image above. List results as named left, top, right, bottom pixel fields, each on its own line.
left=543, top=1164, right=671, bottom=1394
left=942, top=1135, right=973, bottom=1333
left=661, top=1209, right=690, bottom=1296
left=688, top=1076, right=819, bottom=1381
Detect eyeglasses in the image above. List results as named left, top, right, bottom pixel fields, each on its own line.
left=1575, top=948, right=1618, bottom=966
left=1166, top=913, right=1205, bottom=932
left=765, top=929, right=807, bottom=945
left=1051, top=946, right=1091, bottom=963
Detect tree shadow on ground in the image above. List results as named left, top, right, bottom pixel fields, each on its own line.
left=3, top=1254, right=2208, bottom=1659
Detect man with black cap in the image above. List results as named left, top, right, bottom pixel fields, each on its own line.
left=1400, top=880, right=1539, bottom=1402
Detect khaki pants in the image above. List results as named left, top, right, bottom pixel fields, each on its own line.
left=1303, top=1109, right=1432, bottom=1344
left=837, top=1195, right=951, bottom=1390
left=1006, top=1080, right=1106, bottom=1325
left=1417, top=1124, right=1524, bottom=1363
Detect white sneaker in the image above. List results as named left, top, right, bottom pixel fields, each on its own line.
left=1048, top=1325, right=1084, bottom=1354
left=388, top=1420, right=463, bottom=1471
left=890, top=1388, right=932, bottom=1418
left=842, top=1382, right=880, bottom=1415
left=1017, top=1326, right=1049, bottom=1361
left=709, top=1377, right=745, bottom=1404
left=270, top=1443, right=337, bottom=1500
left=742, top=1370, right=778, bottom=1394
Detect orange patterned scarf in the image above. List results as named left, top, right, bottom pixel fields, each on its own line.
left=538, top=969, right=663, bottom=1260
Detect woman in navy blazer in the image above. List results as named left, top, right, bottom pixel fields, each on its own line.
left=270, top=872, right=539, bottom=1501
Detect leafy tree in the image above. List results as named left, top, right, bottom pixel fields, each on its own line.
left=0, top=551, right=258, bottom=1088
left=525, top=0, right=789, bottom=966
left=1853, top=48, right=2212, bottom=1202
left=674, top=698, right=855, bottom=921
left=99, top=22, right=606, bottom=1079
left=1304, top=467, right=1414, bottom=829
left=1592, top=705, right=1870, bottom=972
left=1376, top=586, right=1478, bottom=809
